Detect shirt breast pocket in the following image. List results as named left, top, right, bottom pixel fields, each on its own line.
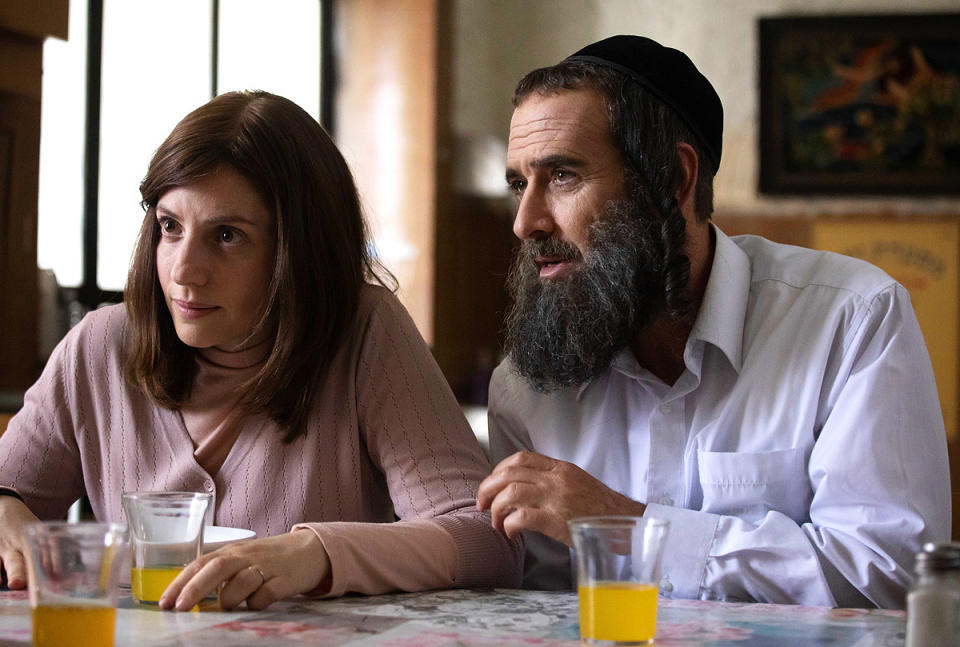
left=697, top=446, right=811, bottom=525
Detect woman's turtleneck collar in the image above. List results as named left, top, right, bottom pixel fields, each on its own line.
left=197, top=340, right=271, bottom=371
left=182, top=340, right=271, bottom=476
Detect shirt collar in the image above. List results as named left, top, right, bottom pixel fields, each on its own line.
left=571, top=349, right=643, bottom=399
left=578, top=225, right=751, bottom=398
left=687, top=224, right=750, bottom=373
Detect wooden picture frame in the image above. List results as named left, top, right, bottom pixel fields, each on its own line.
left=758, top=13, right=960, bottom=195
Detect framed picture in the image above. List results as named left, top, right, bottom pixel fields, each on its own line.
left=759, top=13, right=960, bottom=195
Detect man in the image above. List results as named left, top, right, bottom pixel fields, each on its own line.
left=476, top=35, right=950, bottom=609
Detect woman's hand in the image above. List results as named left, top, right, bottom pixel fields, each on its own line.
left=0, top=496, right=40, bottom=589
left=159, top=529, right=330, bottom=611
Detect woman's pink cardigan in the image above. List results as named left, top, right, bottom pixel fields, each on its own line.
left=0, top=286, right=522, bottom=595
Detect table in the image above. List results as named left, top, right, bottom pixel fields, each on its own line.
left=0, top=588, right=906, bottom=646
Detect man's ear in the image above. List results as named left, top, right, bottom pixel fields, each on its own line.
left=675, top=142, right=699, bottom=211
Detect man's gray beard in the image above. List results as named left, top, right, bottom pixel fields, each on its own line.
left=503, top=199, right=666, bottom=393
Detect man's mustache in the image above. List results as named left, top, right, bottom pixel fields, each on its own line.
left=519, top=237, right=584, bottom=264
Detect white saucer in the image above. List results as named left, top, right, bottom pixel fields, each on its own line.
left=202, top=526, right=256, bottom=552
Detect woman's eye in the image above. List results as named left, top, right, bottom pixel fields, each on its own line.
left=158, top=219, right=178, bottom=234
left=219, top=228, right=242, bottom=244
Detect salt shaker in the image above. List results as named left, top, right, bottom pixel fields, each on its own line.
left=905, top=543, right=960, bottom=647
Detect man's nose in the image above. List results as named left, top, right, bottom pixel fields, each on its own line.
left=512, top=186, right=555, bottom=241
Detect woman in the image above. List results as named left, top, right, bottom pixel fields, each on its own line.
left=0, top=91, right=521, bottom=610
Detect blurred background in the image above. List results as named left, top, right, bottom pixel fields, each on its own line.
left=2, top=0, right=959, bottom=533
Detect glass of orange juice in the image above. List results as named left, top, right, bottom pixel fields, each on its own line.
left=23, top=521, right=129, bottom=647
left=121, top=491, right=211, bottom=607
left=569, top=516, right=670, bottom=645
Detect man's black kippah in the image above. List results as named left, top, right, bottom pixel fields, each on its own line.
left=564, top=35, right=723, bottom=173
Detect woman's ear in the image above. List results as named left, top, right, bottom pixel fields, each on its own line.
left=674, top=142, right=699, bottom=211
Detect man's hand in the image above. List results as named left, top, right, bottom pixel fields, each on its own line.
left=477, top=451, right=646, bottom=546
left=159, top=529, right=330, bottom=611
left=0, top=496, right=40, bottom=589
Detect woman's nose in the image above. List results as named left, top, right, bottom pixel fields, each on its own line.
left=170, top=237, right=209, bottom=287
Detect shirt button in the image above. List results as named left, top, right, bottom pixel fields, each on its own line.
left=204, top=480, right=214, bottom=492
left=660, top=403, right=672, bottom=414
left=658, top=496, right=674, bottom=506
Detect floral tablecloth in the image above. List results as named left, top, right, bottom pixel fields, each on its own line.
left=0, top=587, right=906, bottom=646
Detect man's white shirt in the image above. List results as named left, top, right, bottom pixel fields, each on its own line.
left=488, top=226, right=950, bottom=608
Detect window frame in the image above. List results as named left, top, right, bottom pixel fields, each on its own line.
left=68, top=0, right=334, bottom=312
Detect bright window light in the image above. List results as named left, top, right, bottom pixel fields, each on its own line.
left=37, top=0, right=88, bottom=288
left=217, top=0, right=320, bottom=119
left=97, top=0, right=213, bottom=291
left=38, top=0, right=323, bottom=297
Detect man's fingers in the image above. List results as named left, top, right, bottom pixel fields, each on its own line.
left=481, top=452, right=641, bottom=546
left=488, top=481, right=572, bottom=544
left=477, top=470, right=521, bottom=510
left=476, top=474, right=497, bottom=511
left=488, top=481, right=542, bottom=530
left=501, top=507, right=570, bottom=545
left=479, top=451, right=562, bottom=510
left=490, top=451, right=556, bottom=475
left=478, top=461, right=552, bottom=510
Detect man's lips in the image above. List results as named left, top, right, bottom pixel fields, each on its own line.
left=171, top=299, right=219, bottom=319
left=536, top=256, right=576, bottom=278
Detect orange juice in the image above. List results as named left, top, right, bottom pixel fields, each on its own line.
left=578, top=581, right=658, bottom=643
left=131, top=565, right=184, bottom=604
left=32, top=605, right=116, bottom=647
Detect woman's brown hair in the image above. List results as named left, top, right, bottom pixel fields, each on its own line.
left=125, top=90, right=393, bottom=440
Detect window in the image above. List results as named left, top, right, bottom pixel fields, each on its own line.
left=38, top=0, right=330, bottom=317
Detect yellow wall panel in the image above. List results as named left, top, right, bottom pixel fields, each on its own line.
left=812, top=221, right=960, bottom=442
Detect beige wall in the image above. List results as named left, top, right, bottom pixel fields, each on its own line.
left=449, top=0, right=960, bottom=216
left=336, top=0, right=437, bottom=341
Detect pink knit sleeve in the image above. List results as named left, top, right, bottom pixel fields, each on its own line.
left=293, top=520, right=457, bottom=596
left=294, top=288, right=522, bottom=595
left=0, top=317, right=89, bottom=519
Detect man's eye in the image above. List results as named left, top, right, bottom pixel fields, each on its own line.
left=553, top=169, right=575, bottom=183
left=508, top=180, right=526, bottom=196
left=219, top=228, right=237, bottom=243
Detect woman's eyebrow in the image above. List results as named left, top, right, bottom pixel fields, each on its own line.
left=155, top=205, right=260, bottom=227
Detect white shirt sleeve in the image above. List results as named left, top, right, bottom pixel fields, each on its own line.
left=653, top=284, right=950, bottom=608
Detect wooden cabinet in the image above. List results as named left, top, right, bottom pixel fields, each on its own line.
left=0, top=0, right=68, bottom=392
